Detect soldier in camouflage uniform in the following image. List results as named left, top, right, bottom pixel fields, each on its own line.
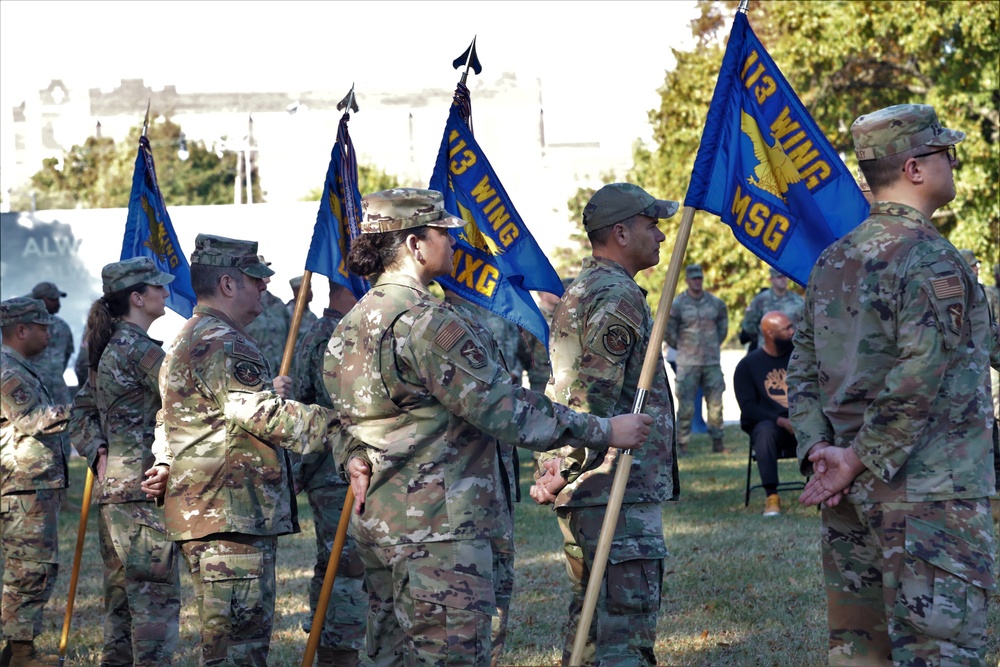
left=666, top=264, right=728, bottom=453
left=289, top=279, right=365, bottom=667
left=532, top=182, right=679, bottom=667
left=788, top=105, right=997, bottom=666
left=25, top=283, right=74, bottom=405
left=526, top=286, right=565, bottom=393
left=244, top=256, right=291, bottom=376
left=740, top=267, right=804, bottom=350
left=0, top=297, right=70, bottom=667
left=141, top=235, right=338, bottom=667
left=69, top=258, right=181, bottom=667
left=322, top=188, right=653, bottom=667
left=441, top=289, right=520, bottom=667
left=986, top=265, right=1000, bottom=421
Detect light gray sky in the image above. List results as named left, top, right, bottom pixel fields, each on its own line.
left=1, top=1, right=700, bottom=146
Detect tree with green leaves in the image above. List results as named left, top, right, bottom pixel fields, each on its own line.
left=17, top=117, right=261, bottom=210
left=562, top=0, right=998, bottom=340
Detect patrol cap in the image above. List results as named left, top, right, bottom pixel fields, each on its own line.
left=190, top=234, right=275, bottom=279
left=101, top=257, right=175, bottom=295
left=769, top=267, right=783, bottom=278
left=257, top=255, right=272, bottom=266
left=959, top=249, right=980, bottom=268
left=582, top=183, right=678, bottom=233
left=360, top=188, right=464, bottom=234
left=852, top=104, right=965, bottom=162
left=686, top=264, right=703, bottom=278
left=289, top=276, right=304, bottom=290
left=0, top=297, right=54, bottom=327
left=30, top=282, right=66, bottom=299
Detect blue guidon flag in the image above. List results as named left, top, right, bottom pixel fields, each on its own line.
left=121, top=135, right=196, bottom=318
left=684, top=11, right=869, bottom=285
left=429, top=83, right=563, bottom=344
left=305, top=112, right=370, bottom=299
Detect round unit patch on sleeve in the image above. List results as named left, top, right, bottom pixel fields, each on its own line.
left=233, top=360, right=263, bottom=387
left=602, top=324, right=632, bottom=356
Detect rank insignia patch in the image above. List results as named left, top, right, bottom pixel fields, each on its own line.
left=233, top=360, right=262, bottom=387
left=602, top=324, right=632, bottom=356
left=460, top=340, right=487, bottom=368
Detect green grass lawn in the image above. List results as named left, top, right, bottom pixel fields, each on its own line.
left=6, top=426, right=999, bottom=666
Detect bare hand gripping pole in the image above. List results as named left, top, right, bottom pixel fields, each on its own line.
left=568, top=206, right=695, bottom=666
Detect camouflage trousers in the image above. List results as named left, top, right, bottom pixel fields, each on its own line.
left=556, top=503, right=666, bottom=667
left=358, top=538, right=497, bottom=667
left=491, top=542, right=514, bottom=667
left=96, top=502, right=181, bottom=667
left=0, top=489, right=60, bottom=641
left=304, top=485, right=366, bottom=651
left=179, top=533, right=276, bottom=667
left=674, top=364, right=725, bottom=444
left=821, top=498, right=995, bottom=667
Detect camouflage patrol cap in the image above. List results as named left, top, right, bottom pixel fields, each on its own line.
left=0, top=297, right=54, bottom=327
left=190, top=234, right=275, bottom=279
left=29, top=282, right=66, bottom=299
left=289, top=276, right=304, bottom=290
left=101, top=257, right=175, bottom=295
left=360, top=188, right=464, bottom=234
left=686, top=264, right=703, bottom=278
left=959, top=249, right=980, bottom=268
left=852, top=104, right=965, bottom=161
left=583, top=183, right=678, bottom=233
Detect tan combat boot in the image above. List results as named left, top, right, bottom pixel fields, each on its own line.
left=8, top=641, right=58, bottom=667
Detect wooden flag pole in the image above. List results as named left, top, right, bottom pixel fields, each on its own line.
left=568, top=206, right=695, bottom=666
left=279, top=269, right=313, bottom=378
left=58, top=468, right=96, bottom=666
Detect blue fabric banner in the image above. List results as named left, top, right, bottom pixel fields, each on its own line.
left=304, top=113, right=369, bottom=298
left=684, top=12, right=869, bottom=285
left=121, top=136, right=196, bottom=318
left=429, top=85, right=563, bottom=344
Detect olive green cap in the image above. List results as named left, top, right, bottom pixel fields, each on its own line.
left=101, top=257, right=175, bottom=295
left=29, top=282, right=66, bottom=299
left=685, top=264, right=703, bottom=278
left=359, top=188, right=465, bottom=234
left=0, top=297, right=54, bottom=327
left=852, top=104, right=965, bottom=162
left=959, top=249, right=979, bottom=268
left=190, top=234, right=274, bottom=279
left=582, top=183, right=678, bottom=233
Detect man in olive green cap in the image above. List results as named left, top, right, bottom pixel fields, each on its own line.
left=1, top=297, right=71, bottom=666
left=25, top=282, right=74, bottom=405
left=142, top=234, right=338, bottom=666
left=788, top=104, right=996, bottom=666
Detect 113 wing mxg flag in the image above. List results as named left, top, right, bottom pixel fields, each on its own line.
left=121, top=135, right=196, bottom=317
left=684, top=12, right=869, bottom=285
left=429, top=85, right=563, bottom=344
left=305, top=113, right=369, bottom=299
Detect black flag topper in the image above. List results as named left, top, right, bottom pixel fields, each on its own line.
left=453, top=36, right=482, bottom=85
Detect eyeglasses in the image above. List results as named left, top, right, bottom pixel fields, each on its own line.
left=912, top=145, right=957, bottom=163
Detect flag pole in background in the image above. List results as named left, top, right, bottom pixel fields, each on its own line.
left=429, top=39, right=565, bottom=346
left=299, top=83, right=366, bottom=667
left=570, top=1, right=868, bottom=662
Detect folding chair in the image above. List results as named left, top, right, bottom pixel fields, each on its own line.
left=744, top=435, right=806, bottom=507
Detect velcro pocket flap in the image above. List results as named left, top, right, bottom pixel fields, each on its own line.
left=608, top=535, right=668, bottom=565
left=905, top=517, right=995, bottom=591
left=200, top=552, right=263, bottom=583
left=409, top=562, right=496, bottom=615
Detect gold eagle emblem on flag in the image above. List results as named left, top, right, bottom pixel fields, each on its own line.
left=140, top=195, right=170, bottom=262
left=741, top=111, right=801, bottom=202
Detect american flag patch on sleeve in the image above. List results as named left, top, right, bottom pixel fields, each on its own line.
left=434, top=321, right=466, bottom=351
left=929, top=275, right=963, bottom=300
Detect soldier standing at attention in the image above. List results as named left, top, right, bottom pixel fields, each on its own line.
left=789, top=105, right=997, bottom=666
left=740, top=267, right=804, bottom=351
left=244, top=255, right=291, bottom=376
left=140, top=235, right=337, bottom=667
left=70, top=257, right=181, bottom=667
left=287, top=275, right=319, bottom=332
left=322, top=188, right=653, bottom=667
left=666, top=263, right=729, bottom=454
left=289, top=279, right=364, bottom=667
left=530, top=182, right=679, bottom=667
left=0, top=297, right=70, bottom=667
left=25, top=282, right=74, bottom=404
